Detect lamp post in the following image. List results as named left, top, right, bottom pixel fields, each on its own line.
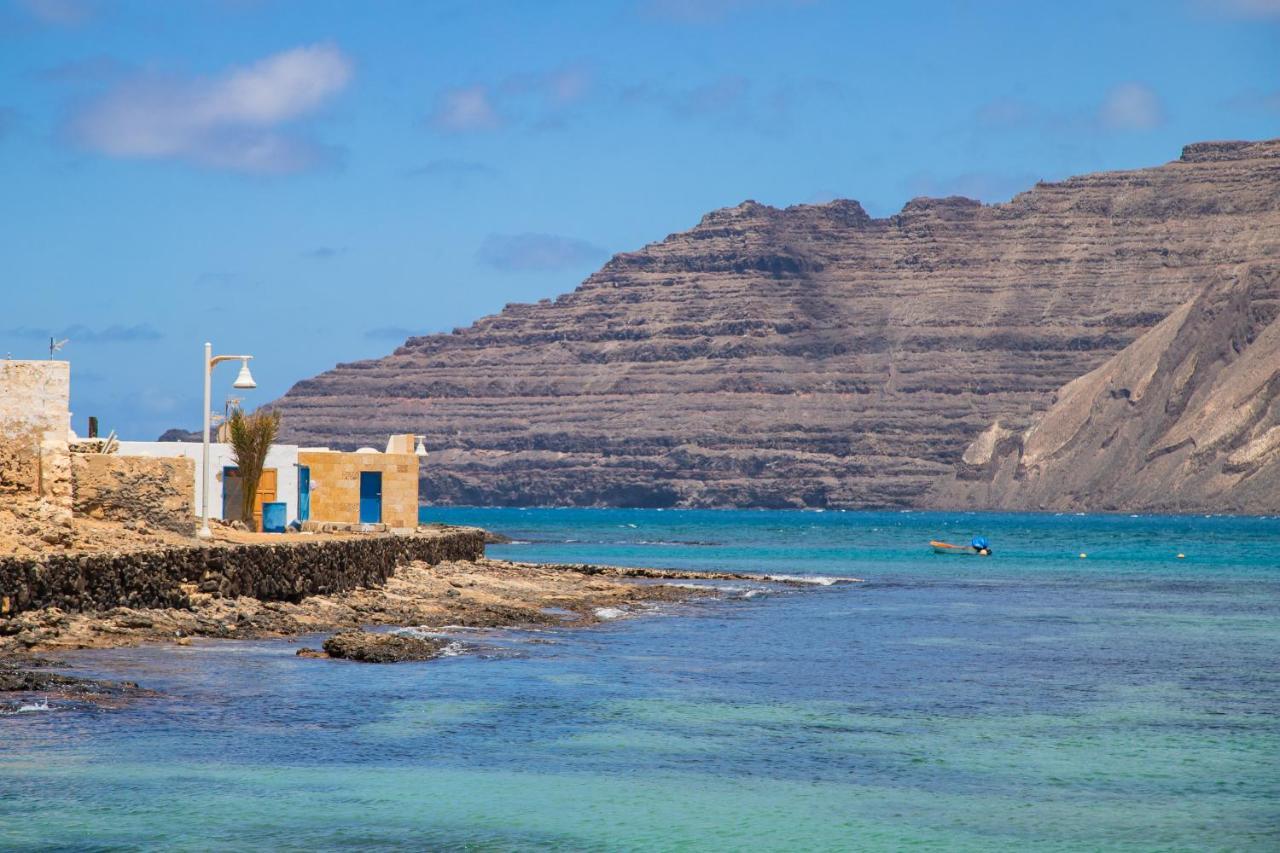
left=199, top=341, right=257, bottom=540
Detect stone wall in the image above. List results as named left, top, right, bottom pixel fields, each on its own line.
left=0, top=528, right=485, bottom=616
left=71, top=453, right=196, bottom=534
left=0, top=361, right=71, bottom=511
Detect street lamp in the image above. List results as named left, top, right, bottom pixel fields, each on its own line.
left=414, top=435, right=428, bottom=457
left=199, top=341, right=257, bottom=540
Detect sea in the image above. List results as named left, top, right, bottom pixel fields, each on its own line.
left=2, top=508, right=1278, bottom=851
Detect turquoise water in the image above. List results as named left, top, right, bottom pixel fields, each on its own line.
left=3, top=509, right=1279, bottom=850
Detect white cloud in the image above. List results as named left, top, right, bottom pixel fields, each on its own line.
left=71, top=43, right=353, bottom=174
left=1097, top=82, right=1165, bottom=131
left=428, top=85, right=502, bottom=133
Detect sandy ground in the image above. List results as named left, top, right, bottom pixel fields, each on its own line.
left=0, top=493, right=389, bottom=558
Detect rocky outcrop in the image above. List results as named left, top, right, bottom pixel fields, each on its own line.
left=273, top=139, right=1280, bottom=508
left=930, top=264, right=1280, bottom=513
left=0, top=529, right=485, bottom=617
left=319, top=629, right=448, bottom=662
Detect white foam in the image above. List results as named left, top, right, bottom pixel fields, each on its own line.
left=593, top=607, right=627, bottom=620
left=17, top=698, right=51, bottom=713
left=764, top=574, right=862, bottom=586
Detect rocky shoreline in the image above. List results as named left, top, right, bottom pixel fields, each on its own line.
left=1, top=555, right=845, bottom=705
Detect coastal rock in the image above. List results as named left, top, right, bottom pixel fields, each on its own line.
left=931, top=264, right=1280, bottom=513
left=321, top=629, right=448, bottom=663
left=271, top=139, right=1280, bottom=509
left=0, top=656, right=154, bottom=709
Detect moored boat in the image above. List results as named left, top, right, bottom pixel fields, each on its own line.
left=930, top=537, right=992, bottom=556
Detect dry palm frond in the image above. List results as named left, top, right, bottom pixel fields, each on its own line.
left=227, top=407, right=281, bottom=531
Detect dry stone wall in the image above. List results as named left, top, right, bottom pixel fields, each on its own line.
left=71, top=454, right=196, bottom=534
left=0, top=528, right=485, bottom=616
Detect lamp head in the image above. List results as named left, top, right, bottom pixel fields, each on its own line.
left=414, top=436, right=428, bottom=457
left=232, top=358, right=257, bottom=390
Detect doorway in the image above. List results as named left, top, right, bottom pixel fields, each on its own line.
left=359, top=471, right=382, bottom=524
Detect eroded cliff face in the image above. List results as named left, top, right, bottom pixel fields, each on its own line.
left=930, top=264, right=1280, bottom=513
left=274, top=139, right=1280, bottom=508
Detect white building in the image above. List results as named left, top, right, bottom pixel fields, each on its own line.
left=117, top=441, right=301, bottom=524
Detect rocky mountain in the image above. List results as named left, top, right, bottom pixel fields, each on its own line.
left=273, top=139, right=1280, bottom=508
left=930, top=263, right=1280, bottom=513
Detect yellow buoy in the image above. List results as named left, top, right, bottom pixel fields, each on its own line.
left=1079, top=553, right=1087, bottom=559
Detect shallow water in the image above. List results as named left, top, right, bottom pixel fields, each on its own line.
left=3, top=509, right=1278, bottom=850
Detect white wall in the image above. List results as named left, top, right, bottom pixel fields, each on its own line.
left=117, top=441, right=300, bottom=522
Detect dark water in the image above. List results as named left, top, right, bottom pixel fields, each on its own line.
left=3, top=509, right=1278, bottom=850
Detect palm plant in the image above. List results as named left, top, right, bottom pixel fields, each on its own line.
left=227, top=407, right=281, bottom=531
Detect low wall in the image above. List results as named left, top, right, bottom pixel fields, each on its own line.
left=0, top=528, right=485, bottom=616
left=72, top=454, right=196, bottom=534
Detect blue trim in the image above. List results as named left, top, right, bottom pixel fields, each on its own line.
left=297, top=465, right=311, bottom=522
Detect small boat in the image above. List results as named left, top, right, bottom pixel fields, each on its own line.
left=930, top=537, right=992, bottom=556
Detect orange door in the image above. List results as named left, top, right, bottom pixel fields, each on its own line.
left=252, top=469, right=277, bottom=531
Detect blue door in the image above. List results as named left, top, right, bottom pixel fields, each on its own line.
left=359, top=471, right=382, bottom=523
left=297, top=465, right=311, bottom=521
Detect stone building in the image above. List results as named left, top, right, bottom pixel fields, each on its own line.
left=0, top=360, right=73, bottom=516
left=298, top=435, right=422, bottom=533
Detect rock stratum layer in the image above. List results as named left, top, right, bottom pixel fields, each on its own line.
left=274, top=139, right=1280, bottom=508
left=930, top=264, right=1280, bottom=513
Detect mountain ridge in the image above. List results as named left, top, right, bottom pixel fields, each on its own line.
left=273, top=138, right=1280, bottom=509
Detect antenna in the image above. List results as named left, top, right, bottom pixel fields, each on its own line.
left=49, top=337, right=69, bottom=359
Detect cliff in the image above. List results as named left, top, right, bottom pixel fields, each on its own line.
left=930, top=264, right=1280, bottom=513
left=273, top=139, right=1280, bottom=508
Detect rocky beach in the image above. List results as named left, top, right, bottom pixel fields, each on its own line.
left=1, top=506, right=838, bottom=709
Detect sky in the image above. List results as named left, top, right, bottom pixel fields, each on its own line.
left=1, top=0, right=1277, bottom=440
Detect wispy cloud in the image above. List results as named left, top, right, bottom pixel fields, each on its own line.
left=426, top=66, right=591, bottom=134
left=39, top=55, right=132, bottom=83
left=1097, top=82, right=1165, bottom=130
left=1223, top=88, right=1280, bottom=113
left=68, top=43, right=353, bottom=174
left=904, top=170, right=1040, bottom=204
left=638, top=0, right=816, bottom=24
left=302, top=246, right=347, bottom=260
left=364, top=326, right=418, bottom=340
left=972, top=83, right=1165, bottom=135
left=1195, top=0, right=1280, bottom=18
left=3, top=323, right=163, bottom=343
left=477, top=233, right=609, bottom=272
left=405, top=158, right=499, bottom=182
left=621, top=75, right=839, bottom=133
left=974, top=97, right=1038, bottom=129
left=428, top=84, right=502, bottom=133
left=17, top=0, right=94, bottom=26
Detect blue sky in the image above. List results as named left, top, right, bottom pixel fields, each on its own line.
left=1, top=0, right=1277, bottom=439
